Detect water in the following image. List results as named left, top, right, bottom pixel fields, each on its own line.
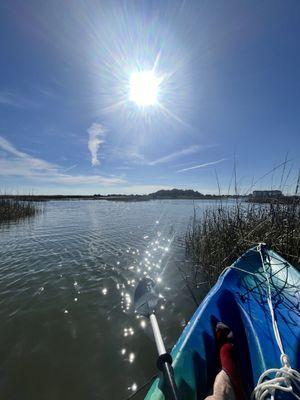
left=0, top=199, right=213, bottom=400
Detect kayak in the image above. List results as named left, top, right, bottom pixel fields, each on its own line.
left=145, top=245, right=300, bottom=399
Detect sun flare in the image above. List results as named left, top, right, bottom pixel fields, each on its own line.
left=129, top=71, right=160, bottom=107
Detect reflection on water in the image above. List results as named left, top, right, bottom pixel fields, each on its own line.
left=0, top=200, right=214, bottom=400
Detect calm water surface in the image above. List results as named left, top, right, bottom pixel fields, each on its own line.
left=0, top=200, right=214, bottom=400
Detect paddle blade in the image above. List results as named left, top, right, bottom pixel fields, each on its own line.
left=134, top=278, right=160, bottom=318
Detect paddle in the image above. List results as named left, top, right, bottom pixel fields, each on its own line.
left=134, top=278, right=180, bottom=400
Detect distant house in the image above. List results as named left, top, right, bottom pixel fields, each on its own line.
left=252, top=190, right=283, bottom=198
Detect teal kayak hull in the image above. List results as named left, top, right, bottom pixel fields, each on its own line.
left=145, top=247, right=300, bottom=399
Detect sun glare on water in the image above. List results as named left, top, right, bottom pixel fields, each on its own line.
left=129, top=71, right=161, bottom=107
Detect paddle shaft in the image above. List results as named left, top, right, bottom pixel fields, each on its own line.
left=150, top=314, right=166, bottom=355
left=149, top=314, right=180, bottom=400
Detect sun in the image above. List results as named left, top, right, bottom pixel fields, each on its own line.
left=129, top=71, right=161, bottom=107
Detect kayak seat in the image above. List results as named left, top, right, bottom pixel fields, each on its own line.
left=190, top=288, right=255, bottom=399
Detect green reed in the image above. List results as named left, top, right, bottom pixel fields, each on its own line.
left=186, top=201, right=300, bottom=285
left=0, top=198, right=40, bottom=222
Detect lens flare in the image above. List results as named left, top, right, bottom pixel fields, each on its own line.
left=129, top=71, right=161, bottom=107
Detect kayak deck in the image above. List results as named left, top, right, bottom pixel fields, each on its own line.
left=145, top=247, right=300, bottom=399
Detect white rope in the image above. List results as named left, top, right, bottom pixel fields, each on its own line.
left=257, top=244, right=285, bottom=356
left=251, top=244, right=300, bottom=400
left=220, top=265, right=258, bottom=277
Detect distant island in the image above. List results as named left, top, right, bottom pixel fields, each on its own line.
left=94, top=189, right=243, bottom=201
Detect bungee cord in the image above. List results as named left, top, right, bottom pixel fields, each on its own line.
left=251, top=244, right=300, bottom=400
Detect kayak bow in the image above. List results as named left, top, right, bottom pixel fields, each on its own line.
left=145, top=245, right=300, bottom=399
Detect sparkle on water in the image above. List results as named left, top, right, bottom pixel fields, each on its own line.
left=128, top=352, right=135, bottom=363
left=131, top=383, right=137, bottom=392
left=102, top=287, right=108, bottom=295
left=140, top=320, right=147, bottom=329
left=0, top=199, right=209, bottom=399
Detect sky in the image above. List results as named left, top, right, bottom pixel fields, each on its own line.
left=0, top=0, right=300, bottom=195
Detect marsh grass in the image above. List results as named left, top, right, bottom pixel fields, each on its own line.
left=0, top=198, right=40, bottom=222
left=186, top=200, right=300, bottom=286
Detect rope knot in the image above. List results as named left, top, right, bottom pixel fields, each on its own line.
left=280, top=353, right=290, bottom=369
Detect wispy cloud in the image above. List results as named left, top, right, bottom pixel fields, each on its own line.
left=148, top=145, right=200, bottom=166
left=0, top=91, right=38, bottom=109
left=109, top=145, right=146, bottom=165
left=87, top=123, right=106, bottom=166
left=42, top=173, right=123, bottom=185
left=0, top=136, right=125, bottom=186
left=177, top=158, right=227, bottom=172
left=108, top=144, right=210, bottom=168
left=114, top=166, right=132, bottom=170
left=61, top=164, right=78, bottom=173
left=0, top=136, right=56, bottom=170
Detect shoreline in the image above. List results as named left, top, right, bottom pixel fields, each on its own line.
left=0, top=194, right=245, bottom=202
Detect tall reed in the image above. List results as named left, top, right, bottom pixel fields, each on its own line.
left=186, top=201, right=300, bottom=285
left=0, top=198, right=40, bottom=222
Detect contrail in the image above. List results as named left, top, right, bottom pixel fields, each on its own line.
left=177, top=158, right=226, bottom=172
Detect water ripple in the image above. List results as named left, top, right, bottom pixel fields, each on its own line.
left=0, top=199, right=214, bottom=400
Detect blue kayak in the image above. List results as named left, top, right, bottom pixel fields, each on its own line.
left=145, top=246, right=300, bottom=399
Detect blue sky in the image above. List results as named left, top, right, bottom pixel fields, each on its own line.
left=0, top=0, right=300, bottom=195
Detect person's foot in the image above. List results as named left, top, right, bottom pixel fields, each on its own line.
left=216, top=322, right=233, bottom=345
left=215, top=323, right=244, bottom=400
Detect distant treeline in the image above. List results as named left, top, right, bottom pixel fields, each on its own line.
left=247, top=195, right=300, bottom=205
left=94, top=188, right=243, bottom=201
left=0, top=195, right=96, bottom=202
left=1, top=189, right=244, bottom=202
left=1, top=188, right=299, bottom=203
